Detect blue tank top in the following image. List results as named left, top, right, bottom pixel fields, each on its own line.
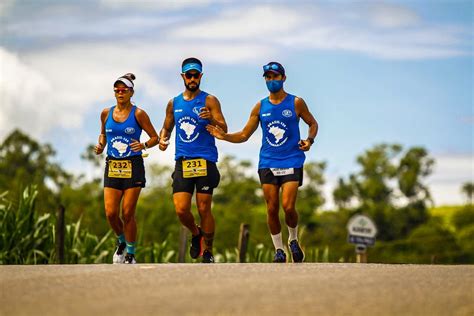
left=105, top=105, right=143, bottom=158
left=258, top=94, right=305, bottom=169
left=173, top=91, right=218, bottom=162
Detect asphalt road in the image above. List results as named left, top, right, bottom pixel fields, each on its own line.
left=1, top=263, right=473, bottom=315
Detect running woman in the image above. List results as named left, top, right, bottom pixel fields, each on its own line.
left=94, top=73, right=159, bottom=264
left=206, top=62, right=318, bottom=263
left=159, top=58, right=228, bottom=263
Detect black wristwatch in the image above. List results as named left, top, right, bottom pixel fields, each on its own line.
left=307, top=137, right=314, bottom=145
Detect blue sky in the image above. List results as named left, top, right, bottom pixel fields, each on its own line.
left=1, top=0, right=472, bottom=207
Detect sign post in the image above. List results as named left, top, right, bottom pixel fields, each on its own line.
left=347, top=214, right=377, bottom=263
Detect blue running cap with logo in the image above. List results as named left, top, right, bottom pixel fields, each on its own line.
left=263, top=62, right=285, bottom=76
left=182, top=62, right=202, bottom=73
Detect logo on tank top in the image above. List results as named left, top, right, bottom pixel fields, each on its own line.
left=266, top=121, right=288, bottom=147
left=192, top=106, right=203, bottom=116
left=178, top=116, right=199, bottom=143
left=192, top=102, right=209, bottom=123
left=282, top=109, right=293, bottom=118
left=124, top=127, right=135, bottom=134
left=110, top=136, right=132, bottom=157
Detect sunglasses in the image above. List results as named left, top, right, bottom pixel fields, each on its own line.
left=184, top=72, right=201, bottom=79
left=114, top=87, right=130, bottom=93
left=263, top=64, right=281, bottom=72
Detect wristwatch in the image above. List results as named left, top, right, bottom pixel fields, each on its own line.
left=307, top=137, right=314, bottom=145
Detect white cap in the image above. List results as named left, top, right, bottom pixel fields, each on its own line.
left=115, top=77, right=134, bottom=88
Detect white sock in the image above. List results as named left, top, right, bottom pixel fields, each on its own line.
left=288, top=225, right=298, bottom=242
left=271, top=233, right=284, bottom=250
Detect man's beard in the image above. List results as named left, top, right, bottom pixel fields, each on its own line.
left=185, top=81, right=200, bottom=92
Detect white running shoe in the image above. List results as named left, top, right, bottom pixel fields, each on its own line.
left=113, top=242, right=126, bottom=264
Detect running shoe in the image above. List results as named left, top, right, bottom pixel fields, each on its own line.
left=273, top=249, right=287, bottom=263
left=289, top=239, right=305, bottom=263
left=113, top=241, right=126, bottom=264
left=190, top=226, right=203, bottom=259
left=124, top=254, right=136, bottom=264
left=202, top=249, right=214, bottom=263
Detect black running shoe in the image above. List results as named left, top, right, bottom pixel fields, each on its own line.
left=202, top=249, right=214, bottom=263
left=124, top=254, right=136, bottom=264
left=273, top=249, right=287, bottom=263
left=190, top=226, right=203, bottom=259
left=289, top=239, right=305, bottom=263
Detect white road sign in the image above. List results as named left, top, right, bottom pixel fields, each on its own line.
left=347, top=214, right=377, bottom=246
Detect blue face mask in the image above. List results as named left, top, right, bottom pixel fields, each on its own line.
left=266, top=80, right=284, bottom=93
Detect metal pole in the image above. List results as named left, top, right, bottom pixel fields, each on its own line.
left=238, top=223, right=250, bottom=263
left=355, top=244, right=367, bottom=263
left=178, top=226, right=188, bottom=263
left=56, top=204, right=65, bottom=264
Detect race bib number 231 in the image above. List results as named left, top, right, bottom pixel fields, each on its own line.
left=182, top=158, right=207, bottom=178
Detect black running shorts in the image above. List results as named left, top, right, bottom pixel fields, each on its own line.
left=104, top=155, right=146, bottom=190
left=172, top=158, right=220, bottom=194
left=258, top=167, right=303, bottom=187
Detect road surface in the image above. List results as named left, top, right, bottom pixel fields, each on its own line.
left=1, top=263, right=473, bottom=315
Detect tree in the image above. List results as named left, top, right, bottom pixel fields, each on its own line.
left=0, top=129, right=71, bottom=212
left=352, top=144, right=402, bottom=206
left=333, top=178, right=354, bottom=209
left=332, top=144, right=434, bottom=241
left=461, top=182, right=474, bottom=204
left=397, top=147, right=434, bottom=204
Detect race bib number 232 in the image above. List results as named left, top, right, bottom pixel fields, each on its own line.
left=108, top=160, right=132, bottom=178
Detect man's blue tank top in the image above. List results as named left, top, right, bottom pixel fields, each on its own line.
left=173, top=91, right=218, bottom=162
left=105, top=105, right=143, bottom=158
left=258, top=94, right=305, bottom=169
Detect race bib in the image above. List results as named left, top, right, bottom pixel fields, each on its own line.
left=108, top=160, right=132, bottom=178
left=270, top=168, right=294, bottom=176
left=182, top=158, right=207, bottom=178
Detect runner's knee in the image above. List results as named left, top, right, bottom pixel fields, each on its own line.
left=104, top=205, right=119, bottom=220
left=175, top=205, right=191, bottom=218
left=282, top=204, right=296, bottom=214
left=267, top=204, right=279, bottom=217
left=197, top=200, right=212, bottom=214
left=122, top=207, right=136, bottom=223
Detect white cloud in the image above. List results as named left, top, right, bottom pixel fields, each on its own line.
left=427, top=154, right=473, bottom=206
left=368, top=3, right=420, bottom=28
left=0, top=0, right=15, bottom=16
left=0, top=44, right=170, bottom=140
left=170, top=5, right=309, bottom=40
left=3, top=2, right=470, bottom=61
left=99, top=0, right=218, bottom=11
left=0, top=48, right=55, bottom=138
left=168, top=3, right=470, bottom=60
left=5, top=15, right=182, bottom=38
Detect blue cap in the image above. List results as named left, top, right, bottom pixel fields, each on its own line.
left=263, top=62, right=285, bottom=76
left=182, top=62, right=202, bottom=73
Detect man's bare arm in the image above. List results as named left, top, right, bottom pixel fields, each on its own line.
left=206, top=102, right=261, bottom=143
